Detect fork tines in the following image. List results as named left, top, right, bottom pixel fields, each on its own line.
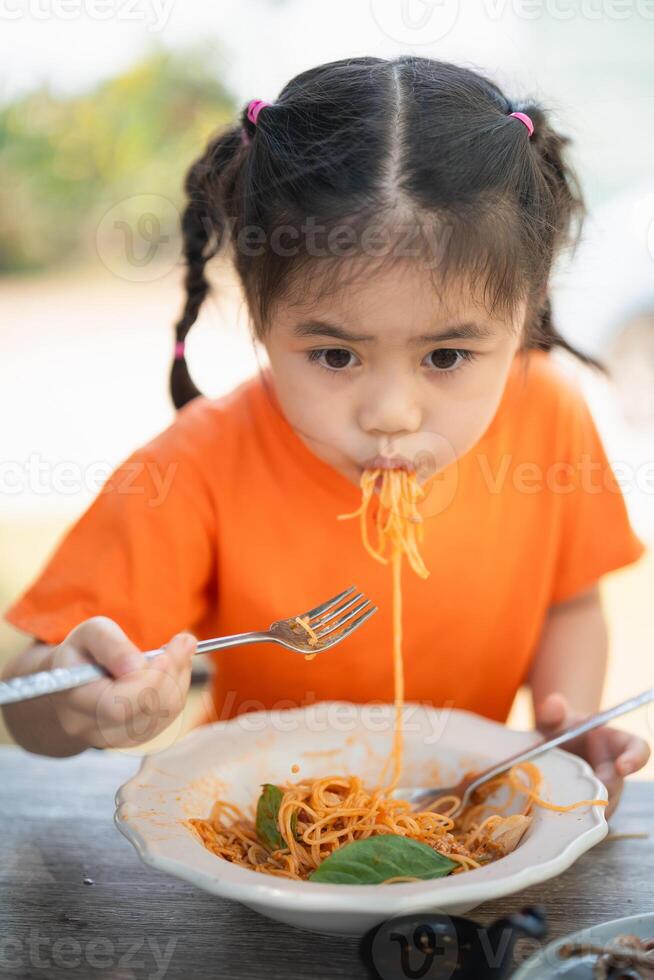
left=301, top=586, right=377, bottom=645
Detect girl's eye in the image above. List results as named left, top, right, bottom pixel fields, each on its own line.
left=307, top=348, right=357, bottom=371
left=425, top=348, right=476, bottom=373
left=307, top=347, right=476, bottom=374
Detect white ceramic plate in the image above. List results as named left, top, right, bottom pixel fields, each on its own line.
left=512, top=912, right=654, bottom=977
left=114, top=702, right=608, bottom=936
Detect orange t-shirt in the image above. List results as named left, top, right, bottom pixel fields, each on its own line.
left=4, top=351, right=645, bottom=722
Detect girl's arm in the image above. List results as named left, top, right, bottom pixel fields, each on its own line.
left=528, top=584, right=650, bottom=815
left=529, top=584, right=607, bottom=717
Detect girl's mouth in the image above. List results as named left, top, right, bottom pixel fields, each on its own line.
left=362, top=454, right=414, bottom=473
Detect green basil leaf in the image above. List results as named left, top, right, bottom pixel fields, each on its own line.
left=309, top=835, right=457, bottom=885
left=255, top=784, right=286, bottom=852
left=290, top=810, right=301, bottom=842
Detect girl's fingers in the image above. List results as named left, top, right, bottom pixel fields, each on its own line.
left=150, top=633, right=196, bottom=676
left=66, top=616, right=144, bottom=677
left=583, top=728, right=649, bottom=817
left=594, top=759, right=617, bottom=788
left=54, top=626, right=195, bottom=740
left=593, top=726, right=650, bottom=776
left=91, top=634, right=196, bottom=744
left=536, top=694, right=589, bottom=758
left=536, top=692, right=577, bottom=734
left=57, top=653, right=167, bottom=721
left=602, top=770, right=623, bottom=819
left=539, top=700, right=650, bottom=773
left=534, top=697, right=649, bottom=818
left=614, top=733, right=651, bottom=776
left=586, top=736, right=623, bottom=817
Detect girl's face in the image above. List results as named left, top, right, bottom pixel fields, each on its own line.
left=262, top=263, right=526, bottom=487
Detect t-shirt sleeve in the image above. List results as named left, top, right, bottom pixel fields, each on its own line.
left=549, top=380, right=646, bottom=605
left=3, top=412, right=217, bottom=650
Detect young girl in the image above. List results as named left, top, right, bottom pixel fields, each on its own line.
left=2, top=56, right=649, bottom=817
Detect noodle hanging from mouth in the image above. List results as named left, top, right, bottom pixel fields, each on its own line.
left=187, top=467, right=606, bottom=881
left=336, top=467, right=429, bottom=792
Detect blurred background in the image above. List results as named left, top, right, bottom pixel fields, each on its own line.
left=1, top=0, right=653, bottom=769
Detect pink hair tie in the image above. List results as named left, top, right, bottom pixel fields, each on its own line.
left=247, top=99, right=271, bottom=126
left=509, top=111, right=534, bottom=138
left=174, top=340, right=186, bottom=360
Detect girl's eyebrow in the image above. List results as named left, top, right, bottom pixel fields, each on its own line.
left=292, top=319, right=494, bottom=344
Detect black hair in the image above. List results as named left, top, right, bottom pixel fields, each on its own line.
left=171, top=55, right=603, bottom=409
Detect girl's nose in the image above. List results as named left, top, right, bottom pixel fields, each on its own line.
left=358, top=386, right=422, bottom=437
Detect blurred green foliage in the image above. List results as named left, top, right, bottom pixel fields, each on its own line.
left=0, top=44, right=236, bottom=272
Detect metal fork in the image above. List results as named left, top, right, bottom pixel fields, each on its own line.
left=394, top=687, right=654, bottom=816
left=0, top=585, right=377, bottom=706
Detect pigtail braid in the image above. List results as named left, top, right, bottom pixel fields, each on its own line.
left=170, top=127, right=245, bottom=409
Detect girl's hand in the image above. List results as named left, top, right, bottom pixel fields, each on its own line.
left=49, top=616, right=196, bottom=750
left=535, top=692, right=650, bottom=818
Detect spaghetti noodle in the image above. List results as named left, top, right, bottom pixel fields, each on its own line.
left=188, top=466, right=606, bottom=881
left=294, top=615, right=319, bottom=646
left=337, top=467, right=429, bottom=790
left=294, top=615, right=319, bottom=661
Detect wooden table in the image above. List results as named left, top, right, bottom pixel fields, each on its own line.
left=0, top=747, right=652, bottom=979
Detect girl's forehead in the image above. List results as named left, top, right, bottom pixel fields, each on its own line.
left=274, top=264, right=523, bottom=336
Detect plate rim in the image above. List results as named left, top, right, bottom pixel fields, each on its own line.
left=511, top=911, right=654, bottom=978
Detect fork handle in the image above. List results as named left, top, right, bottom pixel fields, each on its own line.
left=0, top=631, right=274, bottom=706
left=0, top=663, right=110, bottom=705
left=195, top=631, right=272, bottom=655
left=467, top=687, right=654, bottom=794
